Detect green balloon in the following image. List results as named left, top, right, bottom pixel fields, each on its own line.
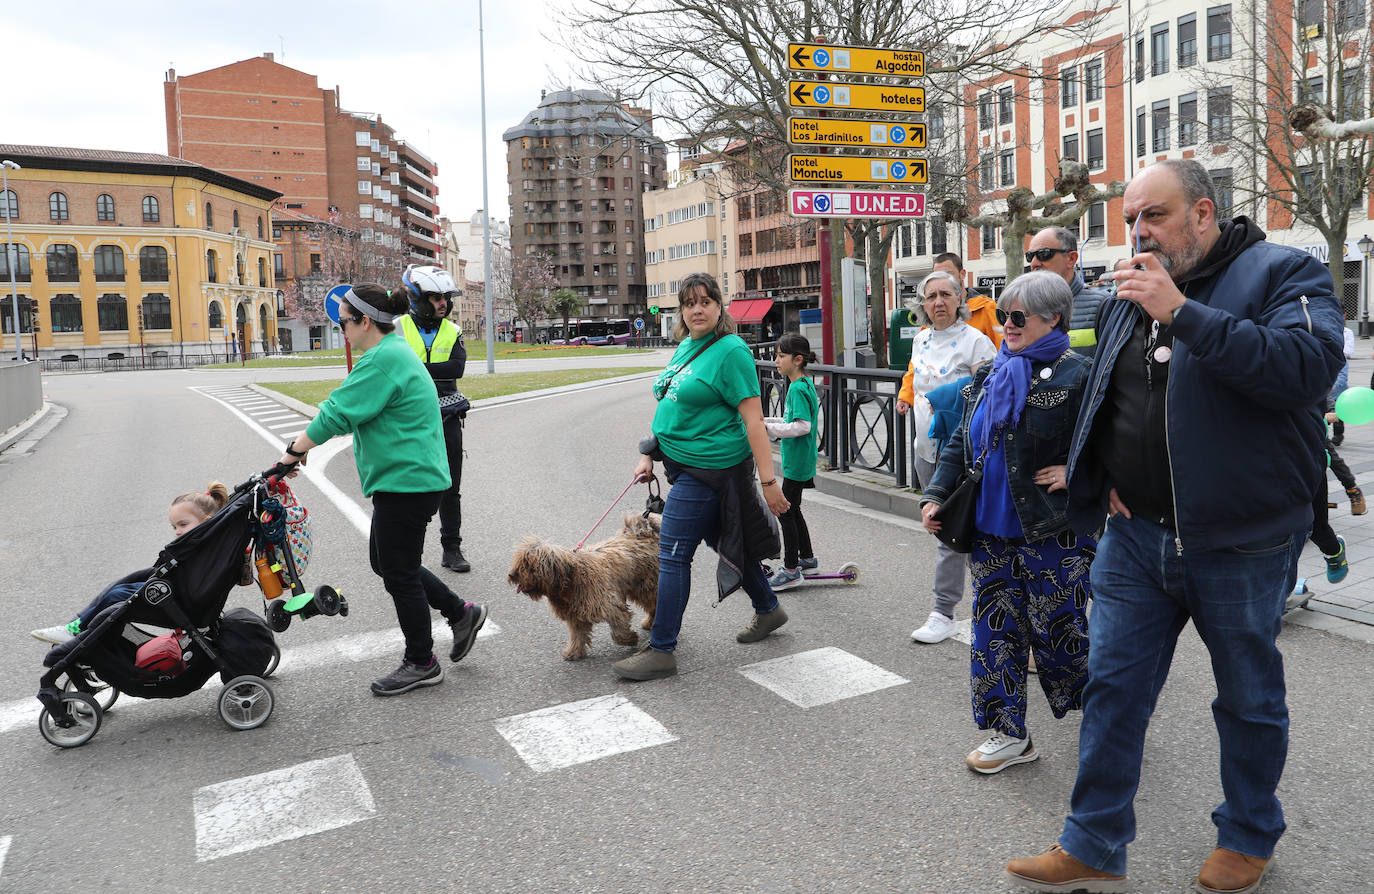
left=1335, top=387, right=1374, bottom=425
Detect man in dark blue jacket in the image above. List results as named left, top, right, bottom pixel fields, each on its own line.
left=1005, top=159, right=1344, bottom=894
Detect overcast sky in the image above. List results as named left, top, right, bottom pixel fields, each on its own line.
left=4, top=0, right=601, bottom=224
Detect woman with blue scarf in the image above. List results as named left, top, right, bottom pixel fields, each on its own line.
left=920, top=271, right=1096, bottom=775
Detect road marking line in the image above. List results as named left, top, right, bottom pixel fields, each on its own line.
left=267, top=422, right=302, bottom=431
left=738, top=647, right=909, bottom=709
left=255, top=413, right=301, bottom=423
left=493, top=693, right=677, bottom=772
left=951, top=618, right=973, bottom=646
left=0, top=835, right=10, bottom=877
left=194, top=754, right=377, bottom=861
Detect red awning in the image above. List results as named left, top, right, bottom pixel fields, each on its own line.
left=729, top=298, right=774, bottom=325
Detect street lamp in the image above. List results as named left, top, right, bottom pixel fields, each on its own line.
left=1, top=159, right=22, bottom=361
left=1359, top=234, right=1374, bottom=338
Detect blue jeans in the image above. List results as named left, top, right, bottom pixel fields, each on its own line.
left=650, top=471, right=779, bottom=653
left=1060, top=514, right=1302, bottom=875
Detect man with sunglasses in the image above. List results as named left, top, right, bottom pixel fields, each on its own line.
left=1025, top=227, right=1110, bottom=358
left=1005, top=159, right=1344, bottom=894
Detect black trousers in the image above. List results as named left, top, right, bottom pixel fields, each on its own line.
left=439, top=414, right=464, bottom=549
left=369, top=490, right=466, bottom=663
left=778, top=478, right=814, bottom=569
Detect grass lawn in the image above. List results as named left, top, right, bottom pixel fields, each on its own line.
left=203, top=340, right=651, bottom=369
left=262, top=366, right=660, bottom=407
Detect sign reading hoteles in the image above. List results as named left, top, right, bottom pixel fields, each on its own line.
left=788, top=117, right=926, bottom=148
left=790, top=189, right=926, bottom=219
left=787, top=43, right=925, bottom=77
left=787, top=80, right=925, bottom=113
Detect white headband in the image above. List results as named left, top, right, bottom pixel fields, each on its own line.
left=344, top=287, right=395, bottom=324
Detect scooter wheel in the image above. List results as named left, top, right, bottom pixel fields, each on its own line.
left=315, top=585, right=341, bottom=616
left=266, top=599, right=291, bottom=633
left=337, top=594, right=349, bottom=617
left=839, top=562, right=861, bottom=585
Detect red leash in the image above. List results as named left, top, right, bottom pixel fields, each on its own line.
left=575, top=475, right=645, bottom=551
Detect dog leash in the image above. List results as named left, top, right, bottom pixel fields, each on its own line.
left=575, top=475, right=647, bottom=551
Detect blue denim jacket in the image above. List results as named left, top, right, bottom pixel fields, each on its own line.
left=923, top=349, right=1092, bottom=542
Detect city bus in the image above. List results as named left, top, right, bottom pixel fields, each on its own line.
left=548, top=319, right=632, bottom=346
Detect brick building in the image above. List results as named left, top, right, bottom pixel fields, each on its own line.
left=503, top=89, right=667, bottom=322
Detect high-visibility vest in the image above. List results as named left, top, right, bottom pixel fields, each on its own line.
left=398, top=315, right=461, bottom=363
left=1068, top=328, right=1098, bottom=348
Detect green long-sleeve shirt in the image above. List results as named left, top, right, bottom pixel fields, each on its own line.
left=305, top=332, right=450, bottom=497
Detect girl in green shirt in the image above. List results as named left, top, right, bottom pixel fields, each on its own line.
left=764, top=333, right=820, bottom=590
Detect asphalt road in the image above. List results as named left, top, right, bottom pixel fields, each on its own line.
left=0, top=366, right=1370, bottom=893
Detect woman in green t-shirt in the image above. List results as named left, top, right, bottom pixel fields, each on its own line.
left=614, top=273, right=792, bottom=682
left=764, top=333, right=820, bottom=590
left=279, top=284, right=488, bottom=698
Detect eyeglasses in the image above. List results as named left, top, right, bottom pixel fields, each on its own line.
left=341, top=314, right=364, bottom=328
left=995, top=308, right=1030, bottom=328
left=1025, top=248, right=1070, bottom=263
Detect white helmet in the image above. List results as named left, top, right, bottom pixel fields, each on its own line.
left=402, top=265, right=459, bottom=325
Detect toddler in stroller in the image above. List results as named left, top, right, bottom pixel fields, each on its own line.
left=35, top=464, right=342, bottom=748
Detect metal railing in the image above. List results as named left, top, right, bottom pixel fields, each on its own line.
left=34, top=351, right=299, bottom=374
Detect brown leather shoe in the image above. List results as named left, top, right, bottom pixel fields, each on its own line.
left=1194, top=847, right=1272, bottom=894
left=1005, top=843, right=1128, bottom=892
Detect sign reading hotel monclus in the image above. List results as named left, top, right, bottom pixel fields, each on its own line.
left=789, top=154, right=928, bottom=185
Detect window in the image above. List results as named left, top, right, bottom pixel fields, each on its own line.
left=1179, top=93, right=1199, bottom=146
left=142, top=293, right=171, bottom=330
left=232, top=209, right=240, bottom=231
left=1137, top=108, right=1147, bottom=157
left=257, top=216, right=264, bottom=239
left=982, top=225, right=997, bottom=250
left=1135, top=36, right=1146, bottom=83
left=273, top=254, right=284, bottom=277
left=912, top=221, right=927, bottom=256
left=358, top=180, right=371, bottom=195
left=310, top=253, right=321, bottom=273
left=204, top=202, right=214, bottom=229
left=356, top=131, right=370, bottom=147
left=1061, top=69, right=1079, bottom=107
left=139, top=246, right=169, bottom=281
left=1063, top=133, right=1080, bottom=162
left=998, top=87, right=1014, bottom=125
left=357, top=157, right=370, bottom=171
left=258, top=257, right=268, bottom=286
left=999, top=150, right=1016, bottom=187
left=1178, top=14, right=1198, bottom=67
left=206, top=250, right=218, bottom=283
left=979, top=155, right=995, bottom=190
left=96, top=194, right=115, bottom=221
left=1335, top=159, right=1365, bottom=206
left=1, top=295, right=33, bottom=334
left=1153, top=100, right=1171, bottom=152
left=97, top=294, right=127, bottom=331
left=142, top=196, right=160, bottom=223
left=1084, top=59, right=1104, bottom=101
left=1298, top=75, right=1324, bottom=104
left=1208, top=87, right=1233, bottom=140
left=931, top=218, right=948, bottom=255
left=47, top=244, right=79, bottom=280
left=208, top=301, right=223, bottom=330
left=93, top=245, right=124, bottom=281
left=929, top=106, right=946, bottom=142
left=1297, top=165, right=1322, bottom=216
left=1087, top=128, right=1105, bottom=170
left=1337, top=0, right=1365, bottom=31
left=1339, top=68, right=1363, bottom=120
left=1087, top=202, right=1106, bottom=239
left=0, top=243, right=30, bottom=281
left=978, top=92, right=994, bottom=129
left=1299, top=0, right=1322, bottom=37
left=236, top=253, right=245, bottom=283
left=50, top=294, right=82, bottom=332
left=1207, top=5, right=1232, bottom=60
left=1211, top=168, right=1234, bottom=218
left=1151, top=24, right=1170, bottom=75
left=50, top=192, right=68, bottom=220
left=1, top=189, right=16, bottom=219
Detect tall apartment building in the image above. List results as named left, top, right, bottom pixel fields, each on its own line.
left=504, top=89, right=667, bottom=321
left=642, top=163, right=729, bottom=337
left=164, top=54, right=440, bottom=284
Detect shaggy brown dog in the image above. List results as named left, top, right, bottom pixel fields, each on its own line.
left=508, top=512, right=660, bottom=660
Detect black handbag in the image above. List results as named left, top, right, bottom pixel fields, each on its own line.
left=438, top=390, right=471, bottom=419
left=930, top=433, right=997, bottom=554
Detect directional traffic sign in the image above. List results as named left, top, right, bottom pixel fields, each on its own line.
left=324, top=284, right=351, bottom=325
left=790, top=189, right=926, bottom=219
left=788, top=117, right=926, bottom=148
left=788, top=43, right=925, bottom=78
left=789, top=154, right=928, bottom=185
left=788, top=80, right=925, bottom=112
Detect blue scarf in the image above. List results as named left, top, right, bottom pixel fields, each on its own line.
left=972, top=329, right=1071, bottom=458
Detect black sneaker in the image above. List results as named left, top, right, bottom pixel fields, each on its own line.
left=442, top=545, right=471, bottom=573
left=370, top=657, right=443, bottom=696
left=448, top=603, right=489, bottom=662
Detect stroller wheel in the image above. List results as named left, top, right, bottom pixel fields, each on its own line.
left=218, top=675, right=274, bottom=731
left=315, top=585, right=341, bottom=616
left=262, top=643, right=281, bottom=679
left=62, top=668, right=119, bottom=713
left=39, top=692, right=102, bottom=748
left=266, top=599, right=291, bottom=633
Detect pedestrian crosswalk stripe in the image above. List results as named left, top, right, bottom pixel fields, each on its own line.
left=0, top=835, right=11, bottom=878
left=738, top=647, right=909, bottom=709
left=193, top=754, right=377, bottom=861
left=494, top=693, right=677, bottom=772
left=256, top=413, right=300, bottom=423
left=951, top=618, right=973, bottom=646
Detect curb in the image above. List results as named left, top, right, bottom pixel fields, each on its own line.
left=0, top=401, right=55, bottom=454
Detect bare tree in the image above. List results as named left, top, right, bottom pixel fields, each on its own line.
left=1291, top=105, right=1374, bottom=139
left=509, top=254, right=559, bottom=341
left=1188, top=0, right=1374, bottom=299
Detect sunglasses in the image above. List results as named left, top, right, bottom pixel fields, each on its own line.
left=995, top=308, right=1031, bottom=328
left=1025, top=248, right=1069, bottom=263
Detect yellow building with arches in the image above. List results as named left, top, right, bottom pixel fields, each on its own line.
left=0, top=145, right=281, bottom=363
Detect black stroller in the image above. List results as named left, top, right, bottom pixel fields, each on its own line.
left=36, top=464, right=342, bottom=748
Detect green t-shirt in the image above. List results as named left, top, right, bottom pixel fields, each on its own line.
left=651, top=333, right=759, bottom=469
left=305, top=332, right=451, bottom=497
left=780, top=375, right=819, bottom=482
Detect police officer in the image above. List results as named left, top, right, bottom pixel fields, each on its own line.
left=398, top=265, right=470, bottom=572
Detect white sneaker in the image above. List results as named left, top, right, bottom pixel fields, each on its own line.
left=911, top=611, right=956, bottom=644
left=966, top=732, right=1038, bottom=774
left=30, top=622, right=80, bottom=644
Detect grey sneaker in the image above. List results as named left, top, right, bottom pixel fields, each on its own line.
left=768, top=567, right=804, bottom=591
left=370, top=657, right=443, bottom=696
left=448, top=602, right=488, bottom=661
left=613, top=646, right=677, bottom=680
left=736, top=605, right=789, bottom=643
left=800, top=556, right=819, bottom=571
